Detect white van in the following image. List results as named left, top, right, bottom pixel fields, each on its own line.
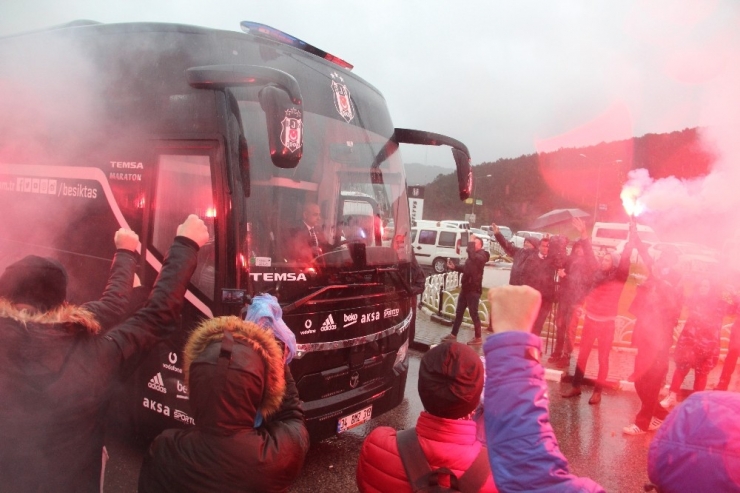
left=591, top=222, right=659, bottom=252
left=411, top=224, right=470, bottom=273
left=439, top=220, right=471, bottom=230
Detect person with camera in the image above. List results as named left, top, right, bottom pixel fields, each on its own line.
left=442, top=234, right=490, bottom=346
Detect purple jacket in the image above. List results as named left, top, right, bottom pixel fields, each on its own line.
left=648, top=391, right=740, bottom=492
left=483, top=332, right=605, bottom=492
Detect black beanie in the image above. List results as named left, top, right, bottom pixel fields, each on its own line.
left=418, top=342, right=484, bottom=419
left=0, top=255, right=68, bottom=311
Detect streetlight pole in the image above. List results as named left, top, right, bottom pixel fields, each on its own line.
left=471, top=174, right=492, bottom=224
left=580, top=154, right=620, bottom=223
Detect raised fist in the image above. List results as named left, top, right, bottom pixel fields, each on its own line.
left=177, top=214, right=210, bottom=248
left=114, top=228, right=140, bottom=252
left=487, top=285, right=542, bottom=334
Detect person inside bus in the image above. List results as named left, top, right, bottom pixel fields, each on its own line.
left=286, top=201, right=327, bottom=262
left=138, top=297, right=309, bottom=493
left=0, top=215, right=208, bottom=493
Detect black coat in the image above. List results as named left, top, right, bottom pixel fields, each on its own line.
left=138, top=318, right=310, bottom=493
left=0, top=239, right=199, bottom=493
left=451, top=247, right=490, bottom=295
left=494, top=232, right=557, bottom=301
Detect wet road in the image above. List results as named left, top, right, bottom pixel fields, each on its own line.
left=105, top=349, right=652, bottom=492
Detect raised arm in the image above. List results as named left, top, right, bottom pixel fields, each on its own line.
left=491, top=223, right=519, bottom=257
left=105, top=215, right=209, bottom=369
left=82, top=228, right=140, bottom=331
left=483, top=286, right=605, bottom=493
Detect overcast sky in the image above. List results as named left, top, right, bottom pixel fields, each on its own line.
left=2, top=0, right=738, bottom=168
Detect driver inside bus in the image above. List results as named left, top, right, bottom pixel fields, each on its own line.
left=286, top=202, right=328, bottom=263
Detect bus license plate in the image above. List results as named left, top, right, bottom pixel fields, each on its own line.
left=337, top=405, right=372, bottom=433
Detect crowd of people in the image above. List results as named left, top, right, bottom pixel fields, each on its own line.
left=1, top=213, right=739, bottom=492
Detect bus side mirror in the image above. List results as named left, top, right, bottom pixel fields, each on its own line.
left=452, top=148, right=472, bottom=200
left=259, top=85, right=303, bottom=169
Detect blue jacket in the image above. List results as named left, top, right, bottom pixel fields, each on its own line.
left=483, top=332, right=605, bottom=492
left=648, top=391, right=740, bottom=492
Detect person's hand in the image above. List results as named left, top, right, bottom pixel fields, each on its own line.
left=446, top=258, right=455, bottom=270
left=177, top=214, right=209, bottom=247
left=114, top=228, right=140, bottom=252
left=558, top=268, right=566, bottom=278
left=487, top=285, right=541, bottom=334
left=491, top=223, right=500, bottom=235
left=572, top=217, right=588, bottom=239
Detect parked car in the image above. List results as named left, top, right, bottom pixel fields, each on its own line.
left=592, top=222, right=659, bottom=252
left=411, top=224, right=470, bottom=273
left=481, top=225, right=513, bottom=241
left=439, top=220, right=471, bottom=230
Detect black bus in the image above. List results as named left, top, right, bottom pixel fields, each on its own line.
left=0, top=20, right=472, bottom=441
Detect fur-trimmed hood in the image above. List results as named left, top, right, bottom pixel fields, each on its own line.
left=184, top=316, right=286, bottom=432
left=0, top=298, right=101, bottom=334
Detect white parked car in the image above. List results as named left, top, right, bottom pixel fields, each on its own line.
left=469, top=228, right=492, bottom=251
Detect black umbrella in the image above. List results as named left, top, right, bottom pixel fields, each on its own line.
left=530, top=208, right=590, bottom=230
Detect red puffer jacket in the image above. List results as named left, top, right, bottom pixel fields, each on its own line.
left=356, top=411, right=497, bottom=492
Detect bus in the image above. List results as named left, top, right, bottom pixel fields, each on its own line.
left=0, top=20, right=472, bottom=441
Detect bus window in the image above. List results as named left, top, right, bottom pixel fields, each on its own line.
left=152, top=153, right=215, bottom=299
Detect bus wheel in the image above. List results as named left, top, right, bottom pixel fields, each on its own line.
left=432, top=257, right=446, bottom=274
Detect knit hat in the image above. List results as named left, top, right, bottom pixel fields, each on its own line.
left=0, top=255, right=68, bottom=311
left=418, top=342, right=484, bottom=419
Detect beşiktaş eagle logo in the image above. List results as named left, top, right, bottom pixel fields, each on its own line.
left=147, top=372, right=167, bottom=393
left=280, top=108, right=303, bottom=153
left=320, top=314, right=337, bottom=332
left=330, top=72, right=354, bottom=123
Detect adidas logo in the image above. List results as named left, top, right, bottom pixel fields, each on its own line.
left=147, top=372, right=167, bottom=394
left=320, top=314, right=337, bottom=332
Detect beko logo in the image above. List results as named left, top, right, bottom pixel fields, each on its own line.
left=344, top=313, right=358, bottom=327
left=384, top=308, right=400, bottom=318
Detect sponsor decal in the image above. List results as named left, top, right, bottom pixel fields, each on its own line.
left=176, top=380, right=189, bottom=400
left=320, top=314, right=337, bottom=332
left=142, top=397, right=171, bottom=416
left=148, top=373, right=167, bottom=393
left=349, top=371, right=360, bottom=389
left=249, top=272, right=307, bottom=282
left=110, top=161, right=144, bottom=169
left=343, top=313, right=358, bottom=328
left=255, top=257, right=272, bottom=267
left=330, top=73, right=354, bottom=123
left=384, top=308, right=400, bottom=319
left=174, top=409, right=195, bottom=425
left=163, top=352, right=182, bottom=374
left=361, top=312, right=380, bottom=324
left=300, top=319, right=315, bottom=336
left=280, top=108, right=303, bottom=153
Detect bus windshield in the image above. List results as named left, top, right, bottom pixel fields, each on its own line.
left=238, top=98, right=411, bottom=283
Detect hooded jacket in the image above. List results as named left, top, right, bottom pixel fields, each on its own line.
left=356, top=412, right=497, bottom=493
left=494, top=233, right=557, bottom=300
left=648, top=391, right=740, bottom=492
left=483, top=332, right=605, bottom=492
left=0, top=239, right=198, bottom=493
left=138, top=317, right=310, bottom=493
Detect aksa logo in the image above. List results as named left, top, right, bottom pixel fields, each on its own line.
left=142, top=397, right=171, bottom=416
left=148, top=373, right=167, bottom=394
left=174, top=409, right=195, bottom=425
left=320, top=314, right=337, bottom=332
left=343, top=313, right=358, bottom=327
left=384, top=308, right=400, bottom=318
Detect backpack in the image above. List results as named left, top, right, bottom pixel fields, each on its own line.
left=395, top=428, right=490, bottom=493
